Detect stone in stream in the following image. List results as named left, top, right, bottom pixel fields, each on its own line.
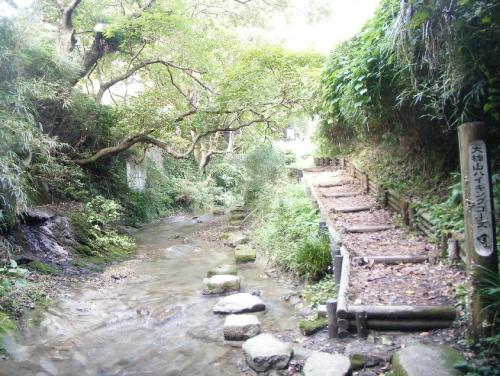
left=303, top=351, right=351, bottom=376
left=223, top=314, right=261, bottom=341
left=202, top=275, right=240, bottom=295
left=392, top=344, right=464, bottom=376
left=206, top=264, right=238, bottom=277
left=234, top=245, right=256, bottom=263
left=242, top=333, right=293, bottom=372
left=213, top=293, right=266, bottom=314
left=222, top=232, right=249, bottom=248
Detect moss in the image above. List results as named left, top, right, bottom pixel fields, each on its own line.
left=206, top=265, right=238, bottom=277
left=350, top=354, right=368, bottom=370
left=235, top=246, right=256, bottom=263
left=299, top=317, right=327, bottom=336
left=28, top=260, right=61, bottom=276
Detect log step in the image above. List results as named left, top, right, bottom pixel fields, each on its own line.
left=344, top=224, right=393, bottom=233
left=352, top=255, right=428, bottom=264
left=322, top=192, right=361, bottom=198
left=348, top=319, right=454, bottom=331
left=332, top=205, right=373, bottom=213
left=316, top=181, right=349, bottom=188
left=346, top=305, right=456, bottom=320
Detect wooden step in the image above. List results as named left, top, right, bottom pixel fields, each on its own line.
left=344, top=224, right=393, bottom=233
left=316, top=181, right=349, bottom=188
left=322, top=192, right=361, bottom=198
left=331, top=205, right=373, bottom=213
left=352, top=255, right=428, bottom=264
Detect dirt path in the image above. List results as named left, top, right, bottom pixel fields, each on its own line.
left=303, top=167, right=464, bottom=315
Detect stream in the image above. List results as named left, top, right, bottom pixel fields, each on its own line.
left=1, top=214, right=299, bottom=376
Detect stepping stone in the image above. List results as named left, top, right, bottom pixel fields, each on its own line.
left=242, top=333, right=293, bottom=372
left=206, top=264, right=238, bottom=277
left=222, top=232, right=249, bottom=248
left=202, top=275, right=240, bottom=295
left=345, top=224, right=393, bottom=233
left=331, top=205, right=373, bottom=213
left=303, top=351, right=351, bottom=376
left=213, top=293, right=266, bottom=314
left=223, top=314, right=261, bottom=340
left=235, top=245, right=256, bottom=263
left=392, top=344, right=464, bottom=376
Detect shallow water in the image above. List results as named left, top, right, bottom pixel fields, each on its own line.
left=1, top=215, right=298, bottom=376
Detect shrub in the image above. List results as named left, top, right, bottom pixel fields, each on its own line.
left=294, top=235, right=332, bottom=280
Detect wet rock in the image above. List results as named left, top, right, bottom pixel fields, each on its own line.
left=350, top=353, right=382, bottom=370
left=223, top=314, right=261, bottom=341
left=303, top=351, right=350, bottom=376
left=206, top=264, right=238, bottom=277
left=213, top=293, right=266, bottom=314
left=292, top=345, right=313, bottom=361
left=202, top=275, right=240, bottom=295
left=392, top=344, right=464, bottom=376
left=242, top=333, right=293, bottom=372
left=235, top=245, right=256, bottom=263
left=222, top=232, right=249, bottom=248
left=299, top=318, right=328, bottom=336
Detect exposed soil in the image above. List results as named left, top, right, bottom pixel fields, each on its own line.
left=348, top=262, right=465, bottom=305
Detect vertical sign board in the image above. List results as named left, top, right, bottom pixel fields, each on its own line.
left=468, top=141, right=495, bottom=257
left=458, top=122, right=498, bottom=341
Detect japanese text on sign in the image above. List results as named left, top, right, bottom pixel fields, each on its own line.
left=468, top=141, right=494, bottom=257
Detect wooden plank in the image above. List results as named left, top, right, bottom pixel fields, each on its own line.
left=344, top=224, right=393, bottom=233
left=347, top=319, right=454, bottom=331
left=332, top=205, right=373, bottom=214
left=346, top=305, right=456, bottom=320
left=336, top=247, right=350, bottom=320
left=316, top=181, right=349, bottom=188
left=322, top=192, right=360, bottom=198
left=352, top=255, right=427, bottom=264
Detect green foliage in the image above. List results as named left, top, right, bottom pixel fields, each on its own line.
left=27, top=261, right=61, bottom=276
left=302, top=275, right=335, bottom=309
left=319, top=0, right=500, bottom=144
left=294, top=235, right=332, bottom=280
left=71, top=196, right=135, bottom=259
left=242, top=145, right=286, bottom=204
left=254, top=181, right=328, bottom=279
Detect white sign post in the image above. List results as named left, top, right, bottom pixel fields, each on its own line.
left=459, top=122, right=498, bottom=341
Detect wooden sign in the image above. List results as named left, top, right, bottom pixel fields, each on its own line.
left=468, top=140, right=494, bottom=256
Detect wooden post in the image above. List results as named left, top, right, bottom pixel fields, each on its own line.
left=458, top=122, right=498, bottom=341
left=401, top=200, right=409, bottom=226
left=334, top=255, right=343, bottom=285
left=447, top=238, right=459, bottom=264
left=355, top=311, right=368, bottom=338
left=362, top=173, right=369, bottom=194
left=326, top=299, right=338, bottom=338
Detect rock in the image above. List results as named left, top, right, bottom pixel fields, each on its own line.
left=358, top=372, right=378, bottom=376
left=222, top=232, right=249, bottom=248
left=202, top=275, right=240, bottom=295
left=303, top=351, right=351, bottom=376
left=206, top=264, right=238, bottom=277
left=24, top=207, right=56, bottom=224
left=213, top=293, right=266, bottom=314
left=299, top=318, right=328, bottom=336
left=317, top=305, right=327, bottom=318
left=291, top=345, right=313, bottom=361
left=242, top=333, right=293, bottom=372
left=235, top=245, right=256, bottom=263
left=392, top=344, right=464, bottom=376
left=223, top=314, right=261, bottom=341
left=212, top=207, right=225, bottom=216
left=350, top=353, right=382, bottom=370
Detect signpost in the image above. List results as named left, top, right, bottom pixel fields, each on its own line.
left=458, top=122, right=498, bottom=340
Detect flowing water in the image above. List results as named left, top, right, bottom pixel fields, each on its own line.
left=1, top=215, right=299, bottom=376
